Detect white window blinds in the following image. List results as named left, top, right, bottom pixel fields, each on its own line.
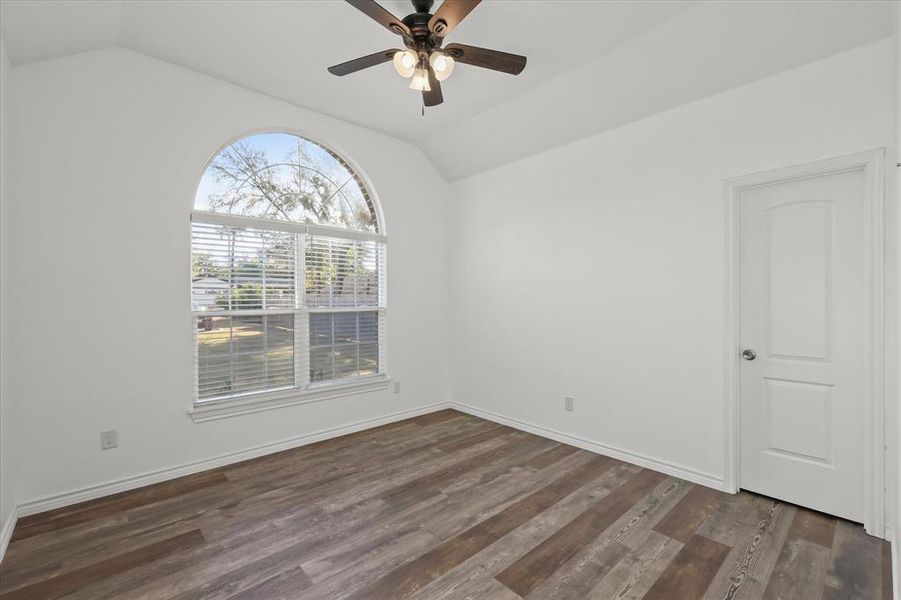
left=191, top=223, right=297, bottom=311
left=191, top=222, right=386, bottom=403
left=196, top=314, right=295, bottom=400
left=304, top=235, right=387, bottom=308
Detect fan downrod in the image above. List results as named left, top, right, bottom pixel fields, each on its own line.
left=411, top=0, right=434, bottom=13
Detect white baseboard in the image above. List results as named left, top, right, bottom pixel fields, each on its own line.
left=0, top=508, right=17, bottom=563
left=16, top=402, right=451, bottom=518
left=450, top=402, right=727, bottom=492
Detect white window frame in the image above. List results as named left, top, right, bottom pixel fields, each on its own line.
left=188, top=211, right=389, bottom=423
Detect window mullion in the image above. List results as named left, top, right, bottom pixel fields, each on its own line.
left=228, top=315, right=235, bottom=398
left=263, top=313, right=269, bottom=387
left=192, top=315, right=200, bottom=400
left=297, top=233, right=310, bottom=389
left=262, top=234, right=268, bottom=311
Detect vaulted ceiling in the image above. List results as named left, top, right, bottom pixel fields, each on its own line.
left=1, top=0, right=894, bottom=180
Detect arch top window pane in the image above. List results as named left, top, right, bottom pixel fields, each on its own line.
left=195, top=132, right=378, bottom=233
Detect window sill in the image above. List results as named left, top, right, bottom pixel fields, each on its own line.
left=187, top=376, right=391, bottom=423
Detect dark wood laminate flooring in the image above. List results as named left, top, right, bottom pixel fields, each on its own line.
left=0, top=409, right=890, bottom=599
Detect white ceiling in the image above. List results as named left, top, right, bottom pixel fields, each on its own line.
left=0, top=1, right=894, bottom=180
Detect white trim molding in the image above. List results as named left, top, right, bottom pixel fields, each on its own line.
left=0, top=509, right=17, bottom=563
left=450, top=402, right=727, bottom=492
left=18, top=402, right=445, bottom=518
left=723, top=148, right=886, bottom=538
left=191, top=211, right=387, bottom=244
left=188, top=376, right=391, bottom=423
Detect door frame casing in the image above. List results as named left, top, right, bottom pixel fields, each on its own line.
left=723, top=148, right=886, bottom=538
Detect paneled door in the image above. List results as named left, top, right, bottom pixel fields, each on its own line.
left=739, top=168, right=866, bottom=522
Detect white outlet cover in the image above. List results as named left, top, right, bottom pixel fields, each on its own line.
left=101, top=430, right=118, bottom=450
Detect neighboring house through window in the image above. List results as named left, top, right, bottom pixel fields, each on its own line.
left=191, top=132, right=386, bottom=404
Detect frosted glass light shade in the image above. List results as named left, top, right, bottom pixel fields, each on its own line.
left=429, top=53, right=455, bottom=81
left=409, top=68, right=431, bottom=91
left=392, top=50, right=417, bottom=78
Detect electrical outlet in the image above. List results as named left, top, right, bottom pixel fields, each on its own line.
left=393, top=381, right=401, bottom=394
left=101, top=430, right=118, bottom=450
left=564, top=396, right=574, bottom=412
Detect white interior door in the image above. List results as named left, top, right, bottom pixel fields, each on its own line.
left=739, top=168, right=866, bottom=522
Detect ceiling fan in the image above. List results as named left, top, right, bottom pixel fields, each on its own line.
left=327, top=0, right=527, bottom=108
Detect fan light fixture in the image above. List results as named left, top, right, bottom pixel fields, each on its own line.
left=429, top=52, right=454, bottom=81
left=393, top=49, right=417, bottom=78
left=409, top=65, right=431, bottom=91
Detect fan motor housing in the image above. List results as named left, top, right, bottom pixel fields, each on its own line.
left=402, top=13, right=434, bottom=38
left=402, top=11, right=444, bottom=53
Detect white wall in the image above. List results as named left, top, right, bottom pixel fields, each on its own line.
left=7, top=47, right=451, bottom=505
left=0, top=39, right=16, bottom=543
left=449, top=39, right=895, bottom=487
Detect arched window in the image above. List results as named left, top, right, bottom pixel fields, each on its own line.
left=191, top=132, right=386, bottom=405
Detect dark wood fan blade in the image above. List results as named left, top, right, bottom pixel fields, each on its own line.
left=428, top=0, right=481, bottom=37
left=346, top=0, right=411, bottom=37
left=444, top=43, right=526, bottom=75
left=328, top=49, right=398, bottom=76
left=423, top=65, right=443, bottom=106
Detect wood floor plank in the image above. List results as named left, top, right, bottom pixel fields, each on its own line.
left=2, top=530, right=204, bottom=599
left=521, top=536, right=629, bottom=599
left=518, top=443, right=580, bottom=470
left=347, top=455, right=617, bottom=599
left=10, top=471, right=228, bottom=543
left=785, top=508, right=836, bottom=548
left=884, top=540, right=894, bottom=600
left=701, top=498, right=796, bottom=600
left=587, top=529, right=683, bottom=600
left=695, top=490, right=755, bottom=547
left=108, top=522, right=332, bottom=599
left=410, top=463, right=642, bottom=600
left=757, top=508, right=834, bottom=600
left=437, top=434, right=556, bottom=497
left=823, top=519, right=885, bottom=600
left=652, top=484, right=724, bottom=543
left=495, top=469, right=665, bottom=596
left=170, top=541, right=315, bottom=600
left=0, top=410, right=888, bottom=600
left=435, top=425, right=512, bottom=453
left=409, top=409, right=468, bottom=426
left=607, top=477, right=692, bottom=549
left=761, top=538, right=829, bottom=600
left=641, top=533, right=731, bottom=600
left=62, top=538, right=230, bottom=600
left=465, top=578, right=524, bottom=600
left=226, top=564, right=312, bottom=600
left=293, top=528, right=440, bottom=599
left=380, top=435, right=530, bottom=506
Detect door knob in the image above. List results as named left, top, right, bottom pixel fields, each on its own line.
left=742, top=349, right=757, bottom=361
